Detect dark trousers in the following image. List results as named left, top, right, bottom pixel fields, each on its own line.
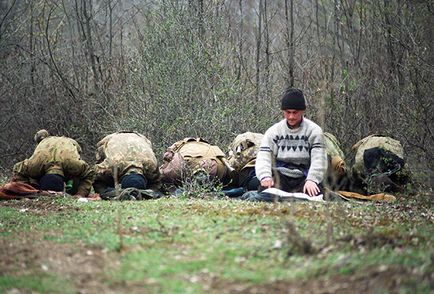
left=238, top=168, right=260, bottom=191
left=259, top=170, right=324, bottom=196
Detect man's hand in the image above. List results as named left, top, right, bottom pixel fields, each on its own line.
left=260, top=177, right=274, bottom=189
left=303, top=180, right=320, bottom=197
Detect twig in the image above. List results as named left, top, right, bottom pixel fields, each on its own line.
left=114, top=166, right=124, bottom=252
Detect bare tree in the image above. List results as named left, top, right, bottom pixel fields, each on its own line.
left=0, top=0, right=431, bottom=182
left=284, top=0, right=295, bottom=87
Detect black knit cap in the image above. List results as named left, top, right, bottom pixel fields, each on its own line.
left=281, top=88, right=306, bottom=110
left=39, top=174, right=64, bottom=192
left=121, top=173, right=147, bottom=190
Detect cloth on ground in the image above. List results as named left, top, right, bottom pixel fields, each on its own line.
left=241, top=188, right=324, bottom=202
left=0, top=182, right=56, bottom=200
left=338, top=190, right=396, bottom=202
left=99, top=187, right=162, bottom=201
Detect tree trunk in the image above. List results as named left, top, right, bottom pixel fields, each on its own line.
left=284, top=0, right=295, bottom=87
left=255, top=0, right=263, bottom=100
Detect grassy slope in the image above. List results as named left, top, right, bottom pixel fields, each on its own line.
left=0, top=195, right=432, bottom=293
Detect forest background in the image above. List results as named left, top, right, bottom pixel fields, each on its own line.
left=0, top=0, right=432, bottom=186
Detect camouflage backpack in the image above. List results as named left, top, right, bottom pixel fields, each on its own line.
left=227, top=132, right=264, bottom=172
left=323, top=132, right=347, bottom=186
left=351, top=135, right=410, bottom=193
left=160, top=138, right=229, bottom=183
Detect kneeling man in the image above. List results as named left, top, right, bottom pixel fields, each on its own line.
left=254, top=88, right=328, bottom=200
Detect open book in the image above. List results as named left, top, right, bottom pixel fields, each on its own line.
left=262, top=187, right=324, bottom=202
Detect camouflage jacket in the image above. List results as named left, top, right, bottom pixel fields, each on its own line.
left=351, top=135, right=404, bottom=178
left=95, top=132, right=159, bottom=182
left=227, top=132, right=263, bottom=172
left=160, top=138, right=228, bottom=182
left=12, top=136, right=94, bottom=196
left=324, top=132, right=345, bottom=160
left=324, top=132, right=347, bottom=178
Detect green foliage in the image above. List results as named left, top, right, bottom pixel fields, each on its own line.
left=110, top=3, right=270, bottom=153
left=0, top=0, right=282, bottom=165
left=177, top=174, right=225, bottom=199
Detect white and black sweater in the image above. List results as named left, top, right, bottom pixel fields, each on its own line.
left=255, top=118, right=327, bottom=184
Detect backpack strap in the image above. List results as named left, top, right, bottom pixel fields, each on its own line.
left=167, top=138, right=211, bottom=153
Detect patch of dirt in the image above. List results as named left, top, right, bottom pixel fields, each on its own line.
left=0, top=235, right=150, bottom=294
left=0, top=235, right=430, bottom=294
left=206, top=265, right=430, bottom=294
left=0, top=196, right=80, bottom=215
left=334, top=229, right=428, bottom=250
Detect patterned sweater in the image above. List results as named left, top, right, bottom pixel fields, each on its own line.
left=255, top=118, right=327, bottom=184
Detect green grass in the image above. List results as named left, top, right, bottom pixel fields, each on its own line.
left=0, top=274, right=76, bottom=294
left=0, top=196, right=432, bottom=293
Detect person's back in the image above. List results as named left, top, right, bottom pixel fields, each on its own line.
left=32, top=136, right=82, bottom=166
left=94, top=132, right=159, bottom=193
left=351, top=135, right=410, bottom=193
left=228, top=132, right=263, bottom=190
left=15, top=136, right=82, bottom=178
left=160, top=138, right=229, bottom=186
left=323, top=132, right=347, bottom=190
left=13, top=131, right=94, bottom=197
left=228, top=132, right=263, bottom=171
